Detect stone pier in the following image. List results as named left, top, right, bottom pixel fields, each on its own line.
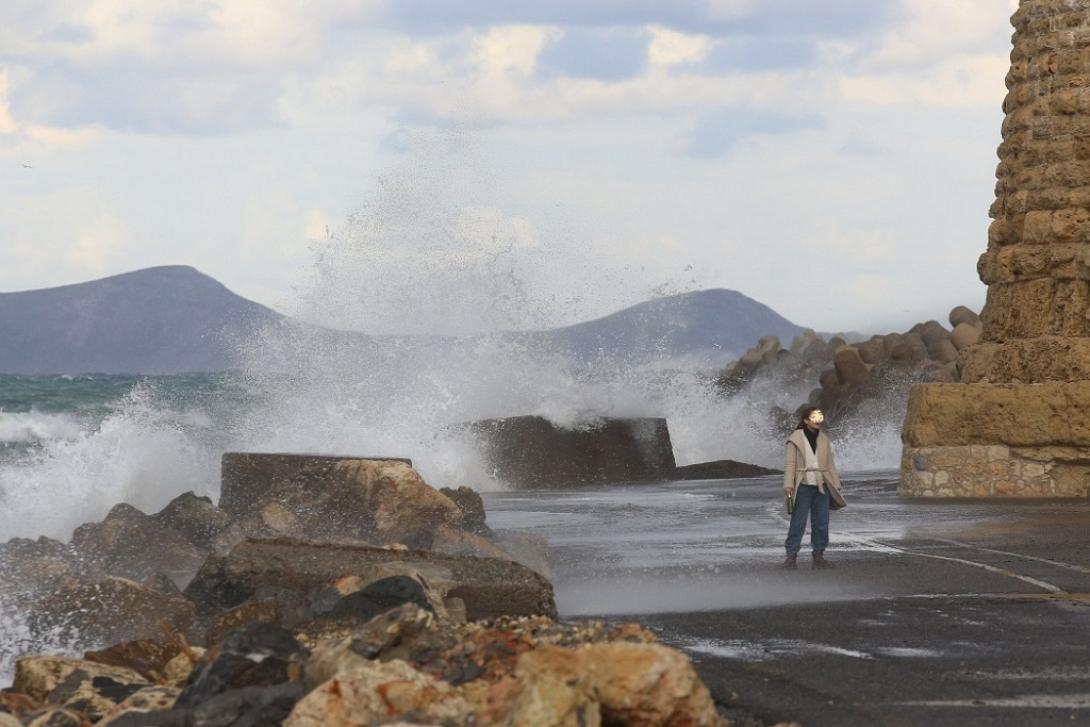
left=901, top=0, right=1090, bottom=497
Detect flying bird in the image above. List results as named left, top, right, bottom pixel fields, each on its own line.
left=22, top=163, right=32, bottom=169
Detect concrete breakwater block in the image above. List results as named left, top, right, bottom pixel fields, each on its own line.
left=467, top=415, right=676, bottom=489
left=183, top=537, right=557, bottom=621
left=674, top=459, right=781, bottom=480
left=220, top=453, right=413, bottom=518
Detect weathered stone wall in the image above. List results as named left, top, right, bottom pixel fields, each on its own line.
left=901, top=0, right=1090, bottom=497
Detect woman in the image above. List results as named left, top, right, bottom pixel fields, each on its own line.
left=782, top=405, right=844, bottom=569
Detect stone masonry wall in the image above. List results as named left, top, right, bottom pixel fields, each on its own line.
left=963, top=0, right=1090, bottom=382
left=901, top=1, right=1090, bottom=497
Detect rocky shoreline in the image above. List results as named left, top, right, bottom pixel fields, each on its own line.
left=0, top=455, right=732, bottom=726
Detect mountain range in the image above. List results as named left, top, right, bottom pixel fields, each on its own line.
left=0, top=266, right=805, bottom=374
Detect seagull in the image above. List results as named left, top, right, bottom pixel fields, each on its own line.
left=22, top=163, right=32, bottom=169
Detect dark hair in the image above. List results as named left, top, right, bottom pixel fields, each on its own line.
left=796, top=405, right=821, bottom=430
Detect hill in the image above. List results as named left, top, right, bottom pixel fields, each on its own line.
left=0, top=269, right=804, bottom=374
left=0, top=266, right=282, bottom=374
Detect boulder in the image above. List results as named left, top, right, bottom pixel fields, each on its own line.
left=788, top=329, right=819, bottom=356
left=153, top=492, right=231, bottom=552
left=950, top=322, right=982, bottom=351
left=190, top=683, right=303, bottom=726
left=30, top=577, right=195, bottom=647
left=84, top=640, right=182, bottom=683
left=285, top=661, right=470, bottom=727
left=468, top=416, right=676, bottom=489
left=204, top=599, right=283, bottom=646
left=833, top=347, right=870, bottom=386
left=175, top=623, right=306, bottom=708
left=13, top=656, right=147, bottom=703
left=219, top=453, right=412, bottom=519
left=890, top=342, right=917, bottom=362
left=99, top=684, right=303, bottom=727
left=228, top=459, right=463, bottom=548
left=818, top=369, right=839, bottom=389
left=857, top=338, right=886, bottom=365
left=438, top=487, right=491, bottom=537
left=111, top=685, right=180, bottom=713
left=430, top=525, right=514, bottom=562
left=0, top=536, right=76, bottom=598
left=163, top=649, right=205, bottom=687
left=0, top=691, right=37, bottom=718
left=70, top=504, right=206, bottom=586
left=916, top=320, right=951, bottom=348
left=0, top=715, right=18, bottom=727
left=20, top=709, right=87, bottom=727
left=673, top=460, right=780, bottom=480
left=949, top=305, right=981, bottom=329
left=184, top=538, right=557, bottom=623
left=928, top=338, right=960, bottom=364
left=43, top=666, right=150, bottom=722
left=542, top=642, right=722, bottom=726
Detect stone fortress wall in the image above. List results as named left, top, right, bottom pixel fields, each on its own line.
left=901, top=0, right=1090, bottom=497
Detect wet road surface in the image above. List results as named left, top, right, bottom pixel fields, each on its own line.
left=484, top=473, right=1090, bottom=726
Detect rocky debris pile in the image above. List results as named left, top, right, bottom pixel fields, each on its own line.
left=0, top=459, right=554, bottom=673
left=716, top=306, right=983, bottom=425
left=2, top=604, right=725, bottom=725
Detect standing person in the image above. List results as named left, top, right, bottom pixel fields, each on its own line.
left=782, top=405, right=845, bottom=570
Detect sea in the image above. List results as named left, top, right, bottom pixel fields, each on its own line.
left=0, top=366, right=906, bottom=544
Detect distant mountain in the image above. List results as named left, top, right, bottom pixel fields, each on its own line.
left=0, top=266, right=283, bottom=374
left=0, top=268, right=805, bottom=374
left=535, top=289, right=804, bottom=365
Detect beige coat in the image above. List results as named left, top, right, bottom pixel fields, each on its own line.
left=783, top=428, right=843, bottom=496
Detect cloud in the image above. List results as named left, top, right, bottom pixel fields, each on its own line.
left=538, top=28, right=650, bottom=82
left=681, top=107, right=825, bottom=158
left=0, top=66, right=100, bottom=150
left=374, top=0, right=896, bottom=40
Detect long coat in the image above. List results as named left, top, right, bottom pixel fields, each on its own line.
left=783, top=428, right=843, bottom=496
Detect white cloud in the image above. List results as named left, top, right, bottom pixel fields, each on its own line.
left=648, top=27, right=711, bottom=67
left=840, top=53, right=1008, bottom=108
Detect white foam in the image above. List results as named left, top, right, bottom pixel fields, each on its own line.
left=0, top=384, right=219, bottom=540
left=0, top=411, right=85, bottom=444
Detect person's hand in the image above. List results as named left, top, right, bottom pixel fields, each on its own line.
left=783, top=484, right=794, bottom=497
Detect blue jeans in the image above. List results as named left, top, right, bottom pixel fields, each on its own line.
left=785, top=484, right=830, bottom=555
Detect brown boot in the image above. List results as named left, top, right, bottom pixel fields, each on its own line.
left=812, top=552, right=834, bottom=569
left=781, top=553, right=798, bottom=570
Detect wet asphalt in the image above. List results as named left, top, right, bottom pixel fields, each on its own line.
left=484, top=474, right=1090, bottom=727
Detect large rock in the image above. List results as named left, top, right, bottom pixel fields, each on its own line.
left=70, top=503, right=206, bottom=586
left=175, top=623, right=306, bottom=708
left=673, top=460, right=780, bottom=480
left=226, top=458, right=462, bottom=548
left=833, top=346, right=870, bottom=385
left=515, top=643, right=722, bottom=727
left=0, top=536, right=76, bottom=598
left=438, top=487, right=490, bottom=537
left=153, top=492, right=231, bottom=552
left=285, top=660, right=470, bottom=727
left=42, top=665, right=151, bottom=722
left=468, top=415, right=676, bottom=489
left=84, top=640, right=183, bottom=683
left=13, top=656, right=147, bottom=703
left=183, top=538, right=557, bottom=623
left=950, top=322, right=982, bottom=351
left=30, top=577, right=196, bottom=647
left=219, top=453, right=412, bottom=519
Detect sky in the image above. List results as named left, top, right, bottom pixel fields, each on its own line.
left=0, top=0, right=1020, bottom=335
